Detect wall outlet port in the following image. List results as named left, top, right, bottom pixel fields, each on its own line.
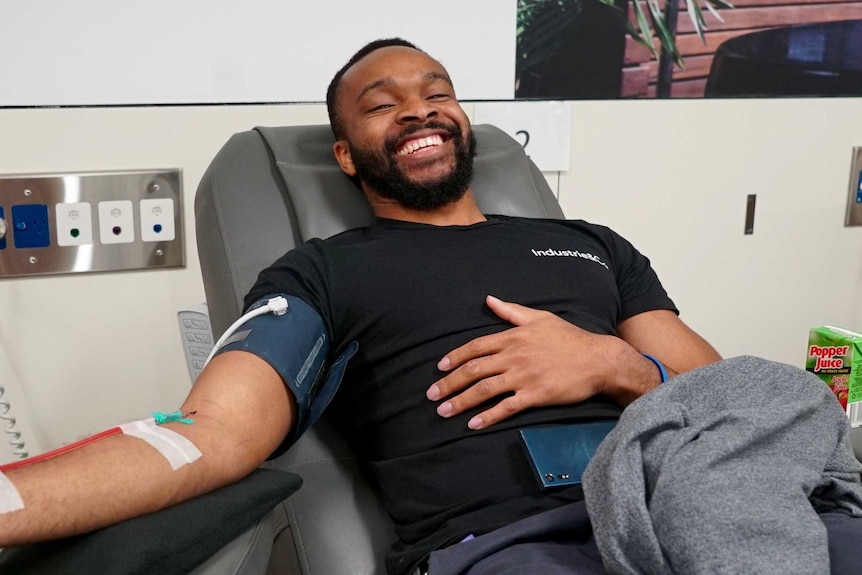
left=56, top=202, right=94, bottom=246
left=11, top=204, right=51, bottom=248
left=140, top=198, right=175, bottom=242
left=98, top=200, right=135, bottom=244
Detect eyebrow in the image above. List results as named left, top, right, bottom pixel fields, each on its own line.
left=355, top=71, right=454, bottom=103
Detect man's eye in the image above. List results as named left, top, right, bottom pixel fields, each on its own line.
left=369, top=104, right=393, bottom=112
left=428, top=94, right=449, bottom=100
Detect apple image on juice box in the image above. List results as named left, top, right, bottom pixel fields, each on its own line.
left=806, top=326, right=862, bottom=427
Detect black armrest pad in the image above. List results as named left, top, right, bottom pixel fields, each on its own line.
left=0, top=468, right=302, bottom=575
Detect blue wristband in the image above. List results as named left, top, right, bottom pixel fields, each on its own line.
left=642, top=354, right=668, bottom=383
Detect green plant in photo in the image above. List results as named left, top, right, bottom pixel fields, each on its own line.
left=516, top=0, right=587, bottom=84
left=517, top=0, right=734, bottom=69
left=608, top=0, right=735, bottom=66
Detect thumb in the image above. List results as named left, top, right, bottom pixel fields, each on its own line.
left=486, top=295, right=549, bottom=326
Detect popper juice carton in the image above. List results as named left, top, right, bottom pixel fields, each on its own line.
left=806, top=326, right=862, bottom=427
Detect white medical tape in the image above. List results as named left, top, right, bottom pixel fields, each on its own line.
left=119, top=419, right=202, bottom=471
left=0, top=470, right=24, bottom=514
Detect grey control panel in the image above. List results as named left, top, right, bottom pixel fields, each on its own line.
left=177, top=304, right=214, bottom=384
left=0, top=169, right=184, bottom=278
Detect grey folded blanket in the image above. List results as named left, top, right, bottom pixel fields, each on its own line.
left=583, top=355, right=862, bottom=575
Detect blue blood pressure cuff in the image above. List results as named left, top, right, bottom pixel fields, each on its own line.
left=213, top=294, right=357, bottom=452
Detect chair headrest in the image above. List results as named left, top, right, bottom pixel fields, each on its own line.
left=254, top=123, right=563, bottom=241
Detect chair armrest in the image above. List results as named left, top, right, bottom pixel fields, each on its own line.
left=852, top=427, right=862, bottom=463
left=189, top=512, right=275, bottom=575
left=0, top=469, right=301, bottom=575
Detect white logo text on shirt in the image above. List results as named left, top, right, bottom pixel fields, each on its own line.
left=531, top=248, right=609, bottom=270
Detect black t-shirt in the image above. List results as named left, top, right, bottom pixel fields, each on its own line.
left=245, top=215, right=677, bottom=575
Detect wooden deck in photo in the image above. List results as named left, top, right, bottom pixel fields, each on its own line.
left=621, top=0, right=862, bottom=97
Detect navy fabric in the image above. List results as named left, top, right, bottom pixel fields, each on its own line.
left=427, top=504, right=862, bottom=575
left=822, top=510, right=862, bottom=574
left=427, top=502, right=601, bottom=575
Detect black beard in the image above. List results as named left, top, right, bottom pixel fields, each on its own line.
left=348, top=122, right=477, bottom=211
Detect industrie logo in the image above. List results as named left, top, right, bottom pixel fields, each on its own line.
left=531, top=248, right=609, bottom=270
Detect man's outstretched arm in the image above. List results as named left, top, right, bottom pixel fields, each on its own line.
left=0, top=350, right=294, bottom=546
left=609, top=307, right=721, bottom=403
left=428, top=296, right=721, bottom=429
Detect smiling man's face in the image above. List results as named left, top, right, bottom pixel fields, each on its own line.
left=332, top=46, right=476, bottom=211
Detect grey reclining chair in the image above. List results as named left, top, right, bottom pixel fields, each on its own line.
left=194, top=123, right=564, bottom=575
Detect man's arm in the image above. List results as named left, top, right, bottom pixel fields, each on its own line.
left=610, top=308, right=721, bottom=403
left=0, top=351, right=294, bottom=546
left=427, top=296, right=720, bottom=430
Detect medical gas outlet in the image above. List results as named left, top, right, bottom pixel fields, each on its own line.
left=140, top=198, right=176, bottom=242
left=55, top=202, right=94, bottom=246
left=98, top=200, right=135, bottom=244
left=0, top=170, right=184, bottom=278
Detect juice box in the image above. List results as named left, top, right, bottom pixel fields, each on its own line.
left=806, top=325, right=862, bottom=427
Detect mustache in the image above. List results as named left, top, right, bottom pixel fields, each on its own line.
left=384, top=121, right=463, bottom=155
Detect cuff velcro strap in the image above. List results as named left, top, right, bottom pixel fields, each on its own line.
left=213, top=294, right=356, bottom=453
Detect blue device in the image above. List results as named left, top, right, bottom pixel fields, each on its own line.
left=519, top=420, right=616, bottom=489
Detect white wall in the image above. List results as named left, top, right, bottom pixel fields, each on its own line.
left=561, top=98, right=862, bottom=362
left=0, top=1, right=515, bottom=105
left=1, top=98, right=861, bottom=462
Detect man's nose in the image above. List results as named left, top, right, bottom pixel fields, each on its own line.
left=397, top=97, right=437, bottom=124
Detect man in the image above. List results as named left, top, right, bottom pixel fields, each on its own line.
left=232, top=37, right=723, bottom=575
left=0, top=38, right=857, bottom=575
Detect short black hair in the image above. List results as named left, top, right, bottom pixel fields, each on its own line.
left=326, top=38, right=423, bottom=139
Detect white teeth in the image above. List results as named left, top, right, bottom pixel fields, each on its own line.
left=398, top=134, right=444, bottom=155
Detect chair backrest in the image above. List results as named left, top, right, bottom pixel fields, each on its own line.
left=195, top=124, right=564, bottom=575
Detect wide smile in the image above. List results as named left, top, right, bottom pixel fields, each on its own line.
left=395, top=133, right=449, bottom=157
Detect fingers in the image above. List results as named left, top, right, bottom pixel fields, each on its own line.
left=466, top=395, right=529, bottom=430
left=435, top=295, right=551, bottom=374
left=428, top=353, right=504, bottom=401
left=434, top=371, right=508, bottom=415
left=427, top=296, right=566, bottom=431
left=435, top=375, right=531, bottom=430
left=485, top=295, right=550, bottom=327
left=434, top=330, right=507, bottom=378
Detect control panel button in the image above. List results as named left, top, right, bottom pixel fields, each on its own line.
left=11, top=204, right=51, bottom=249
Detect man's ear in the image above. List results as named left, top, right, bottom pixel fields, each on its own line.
left=333, top=140, right=357, bottom=177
